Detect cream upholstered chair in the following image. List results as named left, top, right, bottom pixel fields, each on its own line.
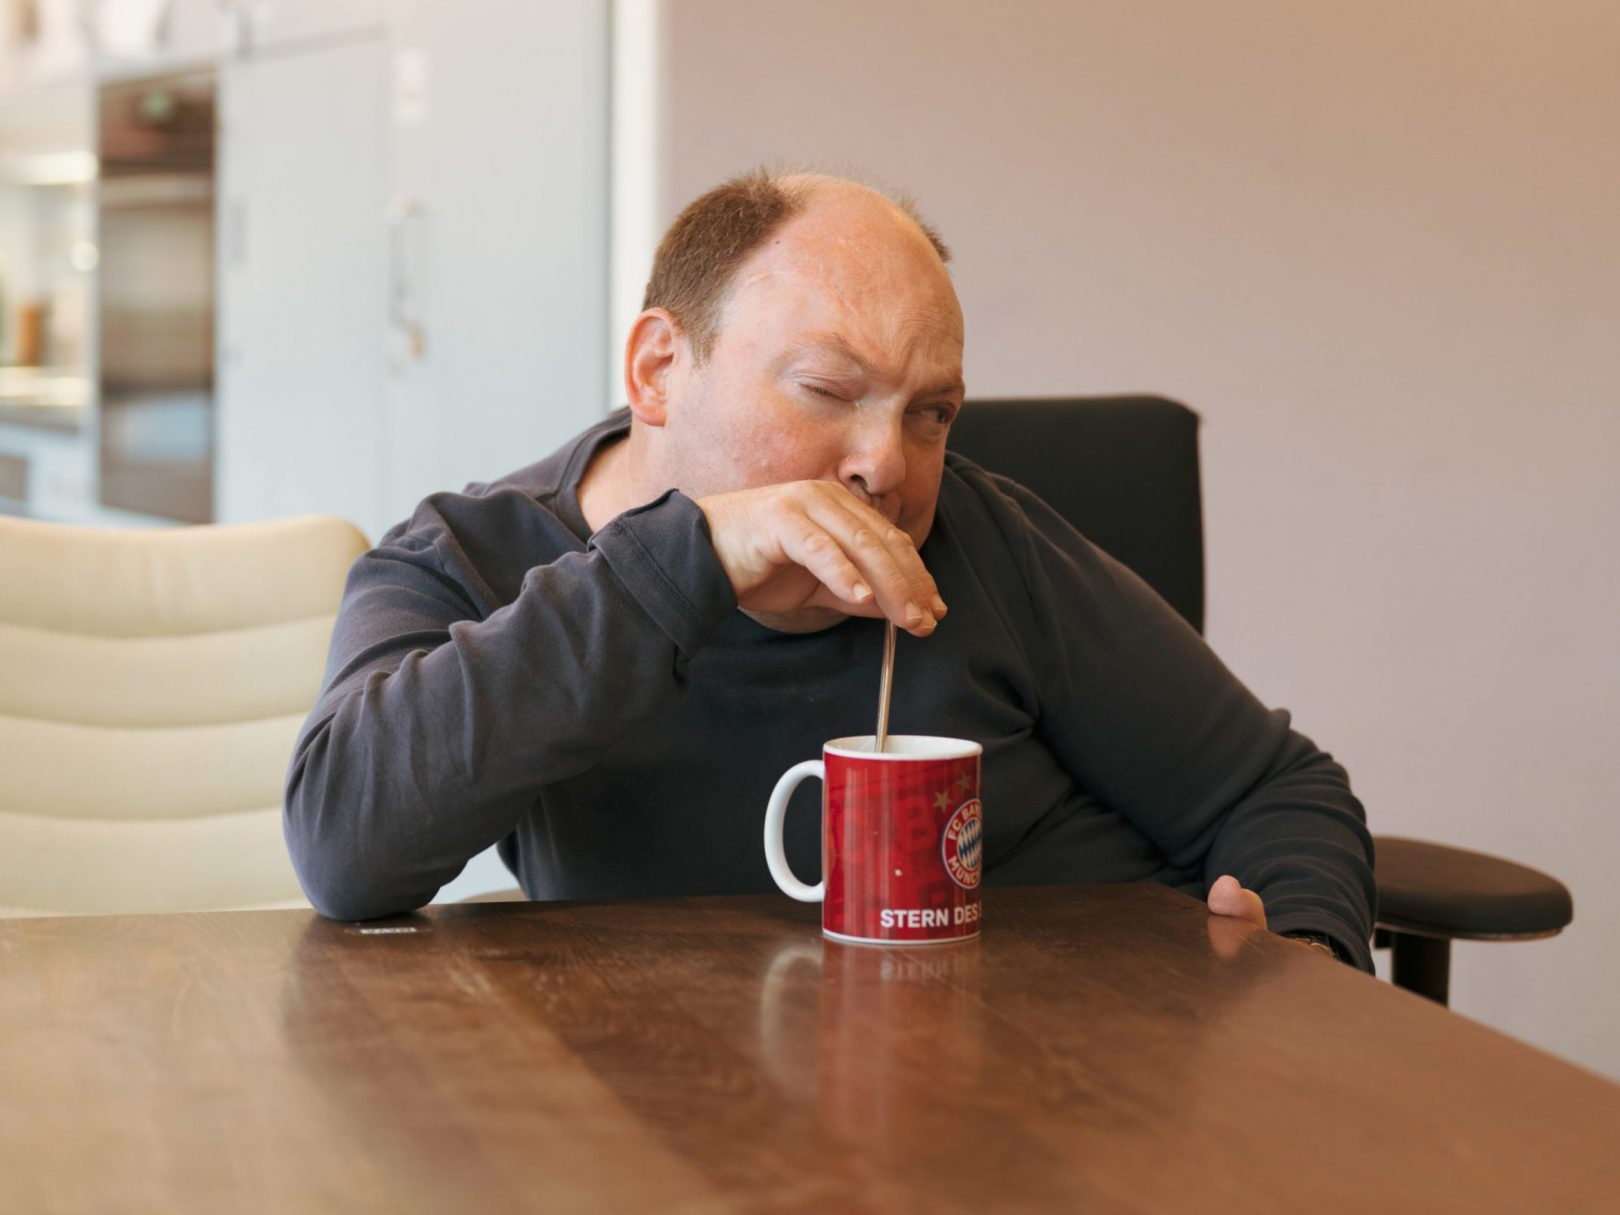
left=0, top=514, right=368, bottom=917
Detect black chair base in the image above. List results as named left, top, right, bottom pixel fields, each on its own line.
left=1374, top=929, right=1453, bottom=1005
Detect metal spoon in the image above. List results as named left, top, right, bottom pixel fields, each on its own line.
left=875, top=619, right=896, bottom=753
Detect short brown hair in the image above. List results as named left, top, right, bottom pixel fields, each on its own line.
left=642, top=168, right=951, bottom=361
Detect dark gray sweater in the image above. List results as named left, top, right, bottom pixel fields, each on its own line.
left=285, top=412, right=1376, bottom=969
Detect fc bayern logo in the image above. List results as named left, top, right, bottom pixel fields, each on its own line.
left=942, top=798, right=983, bottom=889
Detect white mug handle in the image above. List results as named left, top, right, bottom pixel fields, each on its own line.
left=764, top=760, right=825, bottom=902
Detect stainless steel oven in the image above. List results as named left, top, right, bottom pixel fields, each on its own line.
left=97, top=70, right=215, bottom=522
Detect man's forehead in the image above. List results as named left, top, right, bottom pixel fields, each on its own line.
left=721, top=251, right=960, bottom=342
left=788, top=328, right=960, bottom=370
left=710, top=190, right=964, bottom=373
left=786, top=331, right=875, bottom=366
left=745, top=185, right=944, bottom=286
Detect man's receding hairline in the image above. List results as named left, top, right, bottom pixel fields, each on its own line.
left=641, top=166, right=952, bottom=364
left=706, top=175, right=955, bottom=353
left=773, top=172, right=951, bottom=263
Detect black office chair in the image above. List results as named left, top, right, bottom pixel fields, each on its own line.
left=949, top=395, right=1573, bottom=1004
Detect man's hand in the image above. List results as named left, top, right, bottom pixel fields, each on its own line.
left=1206, top=874, right=1267, bottom=929
left=697, top=481, right=947, bottom=636
left=1207, top=875, right=1339, bottom=959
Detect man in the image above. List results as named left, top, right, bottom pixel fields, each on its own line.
left=285, top=170, right=1375, bottom=968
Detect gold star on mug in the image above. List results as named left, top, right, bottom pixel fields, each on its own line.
left=956, top=772, right=973, bottom=795
left=933, top=789, right=953, bottom=812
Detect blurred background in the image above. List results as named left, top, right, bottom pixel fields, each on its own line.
left=1, top=1, right=1615, bottom=1079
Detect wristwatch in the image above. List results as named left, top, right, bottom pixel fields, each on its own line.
left=1284, top=931, right=1343, bottom=962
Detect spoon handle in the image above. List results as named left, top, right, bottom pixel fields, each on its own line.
left=875, top=619, right=896, bottom=753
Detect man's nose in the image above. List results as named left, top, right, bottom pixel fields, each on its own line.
left=840, top=412, right=907, bottom=517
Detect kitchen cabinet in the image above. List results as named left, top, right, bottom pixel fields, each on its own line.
left=214, top=0, right=609, bottom=542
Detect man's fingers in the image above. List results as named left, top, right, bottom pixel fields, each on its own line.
left=1207, top=874, right=1267, bottom=930
left=801, top=493, right=943, bottom=635
left=774, top=517, right=881, bottom=612
left=779, top=518, right=934, bottom=634
left=697, top=481, right=946, bottom=634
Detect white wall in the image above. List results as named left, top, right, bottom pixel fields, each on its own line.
left=644, top=0, right=1620, bottom=1078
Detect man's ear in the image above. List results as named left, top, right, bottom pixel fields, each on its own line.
left=623, top=308, right=684, bottom=427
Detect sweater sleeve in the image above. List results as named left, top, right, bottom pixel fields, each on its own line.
left=984, top=473, right=1378, bottom=971
left=283, top=488, right=736, bottom=921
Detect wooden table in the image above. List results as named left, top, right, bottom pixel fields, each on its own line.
left=2, top=885, right=1616, bottom=1213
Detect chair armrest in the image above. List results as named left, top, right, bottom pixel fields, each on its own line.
left=1374, top=835, right=1573, bottom=941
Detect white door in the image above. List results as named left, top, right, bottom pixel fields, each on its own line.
left=215, top=34, right=390, bottom=540
left=383, top=0, right=610, bottom=520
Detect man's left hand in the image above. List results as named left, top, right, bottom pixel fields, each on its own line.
left=1206, top=873, right=1266, bottom=929
left=1207, top=875, right=1338, bottom=959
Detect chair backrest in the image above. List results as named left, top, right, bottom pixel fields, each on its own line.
left=948, top=395, right=1205, bottom=633
left=0, top=514, right=369, bottom=917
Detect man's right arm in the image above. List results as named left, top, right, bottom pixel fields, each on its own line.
left=285, top=478, right=945, bottom=921
left=284, top=489, right=735, bottom=921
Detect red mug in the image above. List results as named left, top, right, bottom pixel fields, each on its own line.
left=764, top=735, right=983, bottom=944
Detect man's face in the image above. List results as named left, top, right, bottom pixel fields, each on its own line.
left=657, top=191, right=966, bottom=549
